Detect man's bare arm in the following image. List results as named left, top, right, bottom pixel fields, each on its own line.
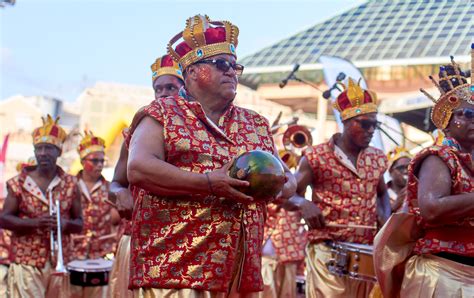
left=418, top=155, right=474, bottom=224
left=127, top=116, right=252, bottom=202
left=376, top=177, right=391, bottom=224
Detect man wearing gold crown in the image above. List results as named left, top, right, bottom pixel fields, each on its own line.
left=125, top=15, right=295, bottom=297
left=374, top=49, right=474, bottom=297
left=386, top=147, right=412, bottom=213
left=290, top=78, right=390, bottom=297
left=69, top=130, right=120, bottom=298
left=0, top=115, right=83, bottom=297
left=107, top=54, right=184, bottom=298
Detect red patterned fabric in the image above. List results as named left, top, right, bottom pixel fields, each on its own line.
left=407, top=143, right=474, bottom=257
left=304, top=134, right=388, bottom=244
left=127, top=93, right=275, bottom=292
left=0, top=198, right=11, bottom=265
left=263, top=204, right=306, bottom=263
left=72, top=172, right=116, bottom=259
left=6, top=166, right=77, bottom=268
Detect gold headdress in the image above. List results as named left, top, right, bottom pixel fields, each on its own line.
left=387, top=147, right=412, bottom=171
left=77, top=130, right=105, bottom=159
left=333, top=78, right=378, bottom=121
left=167, top=15, right=239, bottom=71
left=420, top=46, right=473, bottom=129
left=150, top=54, right=183, bottom=82
left=32, top=115, right=67, bottom=149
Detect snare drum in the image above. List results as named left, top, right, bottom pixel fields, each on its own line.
left=67, top=259, right=113, bottom=287
left=326, top=242, right=376, bottom=282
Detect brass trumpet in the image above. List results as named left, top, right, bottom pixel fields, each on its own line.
left=49, top=193, right=67, bottom=273
left=278, top=124, right=313, bottom=169
left=282, top=124, right=313, bottom=150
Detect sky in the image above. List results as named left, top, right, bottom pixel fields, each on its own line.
left=0, top=0, right=365, bottom=101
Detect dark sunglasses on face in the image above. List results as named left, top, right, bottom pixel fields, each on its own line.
left=194, top=59, right=244, bottom=76
left=84, top=158, right=106, bottom=165
left=452, top=108, right=474, bottom=120
left=355, top=119, right=381, bottom=130
left=393, top=164, right=408, bottom=172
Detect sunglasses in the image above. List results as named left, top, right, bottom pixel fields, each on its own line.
left=194, top=59, right=244, bottom=76
left=392, top=164, right=408, bottom=172
left=354, top=119, right=381, bottom=130
left=452, top=108, right=474, bottom=120
left=84, top=158, right=106, bottom=165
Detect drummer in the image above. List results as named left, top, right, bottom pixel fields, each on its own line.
left=0, top=115, right=83, bottom=298
left=71, top=130, right=120, bottom=298
left=290, top=78, right=390, bottom=297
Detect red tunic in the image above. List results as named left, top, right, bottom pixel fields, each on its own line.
left=263, top=204, right=306, bottom=263
left=407, top=142, right=474, bottom=257
left=304, top=134, right=388, bottom=244
left=127, top=94, right=275, bottom=292
left=72, top=173, right=116, bottom=259
left=0, top=198, right=11, bottom=266
left=6, top=166, right=77, bottom=268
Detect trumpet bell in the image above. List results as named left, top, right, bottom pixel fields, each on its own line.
left=282, top=125, right=313, bottom=149
left=278, top=149, right=299, bottom=169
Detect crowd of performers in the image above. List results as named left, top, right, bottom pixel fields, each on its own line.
left=0, top=14, right=472, bottom=298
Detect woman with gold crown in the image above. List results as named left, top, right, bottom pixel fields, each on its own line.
left=374, top=44, right=474, bottom=297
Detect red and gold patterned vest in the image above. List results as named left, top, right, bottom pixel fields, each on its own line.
left=304, top=134, right=388, bottom=244
left=263, top=204, right=306, bottom=263
left=72, top=173, right=116, bottom=259
left=0, top=198, right=11, bottom=265
left=127, top=94, right=275, bottom=292
left=407, top=143, right=474, bottom=256
left=6, top=166, right=77, bottom=268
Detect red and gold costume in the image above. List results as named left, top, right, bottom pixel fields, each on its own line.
left=127, top=17, right=277, bottom=296
left=108, top=57, right=184, bottom=298
left=374, top=52, right=474, bottom=297
left=386, top=147, right=411, bottom=211
left=304, top=79, right=387, bottom=298
left=128, top=92, right=275, bottom=293
left=260, top=205, right=306, bottom=298
left=71, top=131, right=116, bottom=298
left=0, top=198, right=11, bottom=297
left=6, top=115, right=75, bottom=297
left=73, top=131, right=115, bottom=260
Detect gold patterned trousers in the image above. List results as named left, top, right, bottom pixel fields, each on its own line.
left=108, top=235, right=133, bottom=298
left=401, top=254, right=474, bottom=298
left=8, top=261, right=70, bottom=298
left=258, top=256, right=297, bottom=298
left=305, top=243, right=374, bottom=298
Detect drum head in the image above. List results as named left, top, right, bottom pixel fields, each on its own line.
left=67, top=259, right=113, bottom=272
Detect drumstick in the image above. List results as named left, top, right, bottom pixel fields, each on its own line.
left=298, top=223, right=377, bottom=230
left=326, top=223, right=377, bottom=230
left=104, top=199, right=117, bottom=208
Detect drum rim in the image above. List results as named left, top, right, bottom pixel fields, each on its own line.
left=67, top=259, right=113, bottom=272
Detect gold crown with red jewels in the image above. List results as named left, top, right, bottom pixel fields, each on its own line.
left=77, top=130, right=105, bottom=159
left=167, top=15, right=239, bottom=71
left=420, top=44, right=473, bottom=129
left=387, top=147, right=412, bottom=171
left=32, top=115, right=67, bottom=149
left=150, top=54, right=183, bottom=82
left=333, top=78, right=378, bottom=121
